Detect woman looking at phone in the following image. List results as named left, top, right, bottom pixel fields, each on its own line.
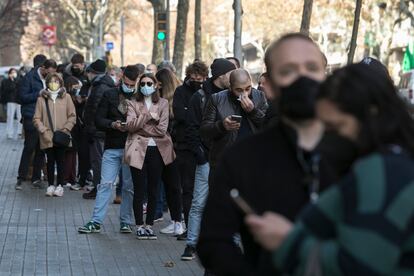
left=124, top=73, right=175, bottom=240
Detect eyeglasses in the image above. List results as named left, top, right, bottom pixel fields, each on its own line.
left=140, top=82, right=154, bottom=87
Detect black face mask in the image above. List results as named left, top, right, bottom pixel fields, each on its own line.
left=318, top=131, right=359, bottom=177
left=279, top=76, right=320, bottom=121
left=188, top=80, right=203, bottom=91
left=71, top=67, right=82, bottom=77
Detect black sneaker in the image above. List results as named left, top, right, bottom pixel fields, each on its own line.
left=181, top=245, right=196, bottom=261
left=78, top=221, right=101, bottom=234
left=177, top=230, right=187, bottom=241
left=82, top=187, right=97, bottom=199
left=145, top=226, right=157, bottom=240
left=120, top=223, right=132, bottom=234
left=15, top=179, right=23, bottom=190
left=136, top=226, right=148, bottom=240
left=32, top=180, right=43, bottom=189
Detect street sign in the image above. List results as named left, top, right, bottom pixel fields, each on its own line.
left=105, top=42, right=114, bottom=51
left=42, top=25, right=57, bottom=46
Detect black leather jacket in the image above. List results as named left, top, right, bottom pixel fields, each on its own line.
left=200, top=88, right=268, bottom=167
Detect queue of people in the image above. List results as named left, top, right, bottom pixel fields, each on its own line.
left=4, top=31, right=414, bottom=275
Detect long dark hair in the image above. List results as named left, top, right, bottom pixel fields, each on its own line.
left=135, top=73, right=160, bottom=103
left=155, top=68, right=181, bottom=117
left=318, top=63, right=414, bottom=155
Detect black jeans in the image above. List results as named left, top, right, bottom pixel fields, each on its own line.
left=89, top=136, right=104, bottom=187
left=45, top=147, right=65, bottom=186
left=130, top=147, right=164, bottom=226
left=176, top=150, right=196, bottom=226
left=77, top=129, right=91, bottom=186
left=17, top=118, right=45, bottom=182
left=161, top=160, right=183, bottom=222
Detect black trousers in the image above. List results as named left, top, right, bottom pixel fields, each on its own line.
left=176, top=150, right=196, bottom=226
left=18, top=118, right=45, bottom=182
left=131, top=147, right=164, bottom=226
left=45, top=147, right=66, bottom=186
left=161, top=160, right=183, bottom=222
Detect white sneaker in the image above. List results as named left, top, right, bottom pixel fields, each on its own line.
left=85, top=183, right=95, bottom=191
left=64, top=183, right=72, bottom=188
left=70, top=183, right=82, bottom=191
left=46, top=186, right=56, bottom=197
left=173, top=222, right=185, bottom=236
left=53, top=185, right=64, bottom=197
left=160, top=221, right=175, bottom=234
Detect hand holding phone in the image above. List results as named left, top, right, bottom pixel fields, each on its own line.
left=230, top=115, right=242, bottom=123
left=230, top=189, right=256, bottom=215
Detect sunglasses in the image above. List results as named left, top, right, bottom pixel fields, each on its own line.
left=140, top=82, right=154, bottom=87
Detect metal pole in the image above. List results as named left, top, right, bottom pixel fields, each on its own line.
left=233, top=0, right=243, bottom=62
left=98, top=0, right=104, bottom=58
left=165, top=0, right=170, bottom=61
left=121, top=15, right=125, bottom=67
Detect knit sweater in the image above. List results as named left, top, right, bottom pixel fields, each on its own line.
left=274, top=147, right=414, bottom=275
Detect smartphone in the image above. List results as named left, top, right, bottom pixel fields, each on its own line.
left=120, top=122, right=127, bottom=126
left=230, top=189, right=256, bottom=215
left=231, top=115, right=242, bottom=123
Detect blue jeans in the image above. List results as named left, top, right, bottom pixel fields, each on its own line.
left=156, top=182, right=165, bottom=218
left=187, top=163, right=210, bottom=246
left=91, top=149, right=133, bottom=225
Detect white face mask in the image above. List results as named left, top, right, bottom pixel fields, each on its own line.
left=10, top=73, right=17, bottom=79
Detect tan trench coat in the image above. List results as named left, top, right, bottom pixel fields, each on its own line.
left=33, top=89, right=76, bottom=150
left=124, top=98, right=175, bottom=170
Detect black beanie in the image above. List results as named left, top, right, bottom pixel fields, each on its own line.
left=124, top=65, right=140, bottom=81
left=211, top=58, right=236, bottom=79
left=87, top=59, right=106, bottom=74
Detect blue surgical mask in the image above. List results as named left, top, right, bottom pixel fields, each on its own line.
left=140, top=85, right=156, bottom=96
left=121, top=82, right=135, bottom=94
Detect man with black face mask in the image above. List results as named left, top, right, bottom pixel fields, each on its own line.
left=197, top=33, right=336, bottom=276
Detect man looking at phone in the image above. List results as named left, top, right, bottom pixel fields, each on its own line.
left=78, top=65, right=139, bottom=234
left=200, top=68, right=268, bottom=171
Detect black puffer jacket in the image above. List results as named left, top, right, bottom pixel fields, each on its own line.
left=83, top=74, right=115, bottom=138
left=200, top=88, right=268, bottom=167
left=172, top=80, right=198, bottom=150
left=96, top=88, right=133, bottom=150
left=185, top=79, right=223, bottom=164
left=0, top=78, right=19, bottom=104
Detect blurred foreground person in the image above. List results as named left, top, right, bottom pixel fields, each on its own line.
left=246, top=63, right=414, bottom=276
left=197, top=33, right=335, bottom=275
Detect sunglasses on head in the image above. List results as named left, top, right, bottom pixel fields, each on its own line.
left=140, top=82, right=154, bottom=87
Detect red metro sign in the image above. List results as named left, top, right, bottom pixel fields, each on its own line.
left=42, top=25, right=57, bottom=46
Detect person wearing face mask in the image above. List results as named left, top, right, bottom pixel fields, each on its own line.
left=124, top=73, right=176, bottom=240
left=82, top=59, right=116, bottom=199
left=78, top=65, right=139, bottom=234
left=159, top=61, right=209, bottom=239
left=16, top=56, right=56, bottom=190
left=107, top=66, right=123, bottom=86
left=196, top=33, right=336, bottom=276
left=33, top=73, right=76, bottom=197
left=246, top=63, right=414, bottom=275
left=1, top=68, right=22, bottom=139
left=200, top=68, right=268, bottom=172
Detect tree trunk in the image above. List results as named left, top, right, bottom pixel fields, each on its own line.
left=172, top=0, right=189, bottom=77
left=233, top=0, right=243, bottom=63
left=149, top=0, right=165, bottom=65
left=194, top=0, right=202, bottom=60
left=347, top=0, right=363, bottom=64
left=300, top=0, right=313, bottom=35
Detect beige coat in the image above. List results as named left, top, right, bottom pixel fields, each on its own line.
left=124, top=98, right=175, bottom=170
left=33, top=89, right=76, bottom=150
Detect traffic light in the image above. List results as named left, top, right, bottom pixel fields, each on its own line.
left=156, top=12, right=167, bottom=41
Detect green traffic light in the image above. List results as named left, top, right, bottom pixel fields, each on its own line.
left=157, top=32, right=166, bottom=41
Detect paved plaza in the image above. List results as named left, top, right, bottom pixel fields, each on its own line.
left=0, top=123, right=203, bottom=276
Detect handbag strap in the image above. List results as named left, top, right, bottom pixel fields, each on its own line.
left=44, top=97, right=54, bottom=131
